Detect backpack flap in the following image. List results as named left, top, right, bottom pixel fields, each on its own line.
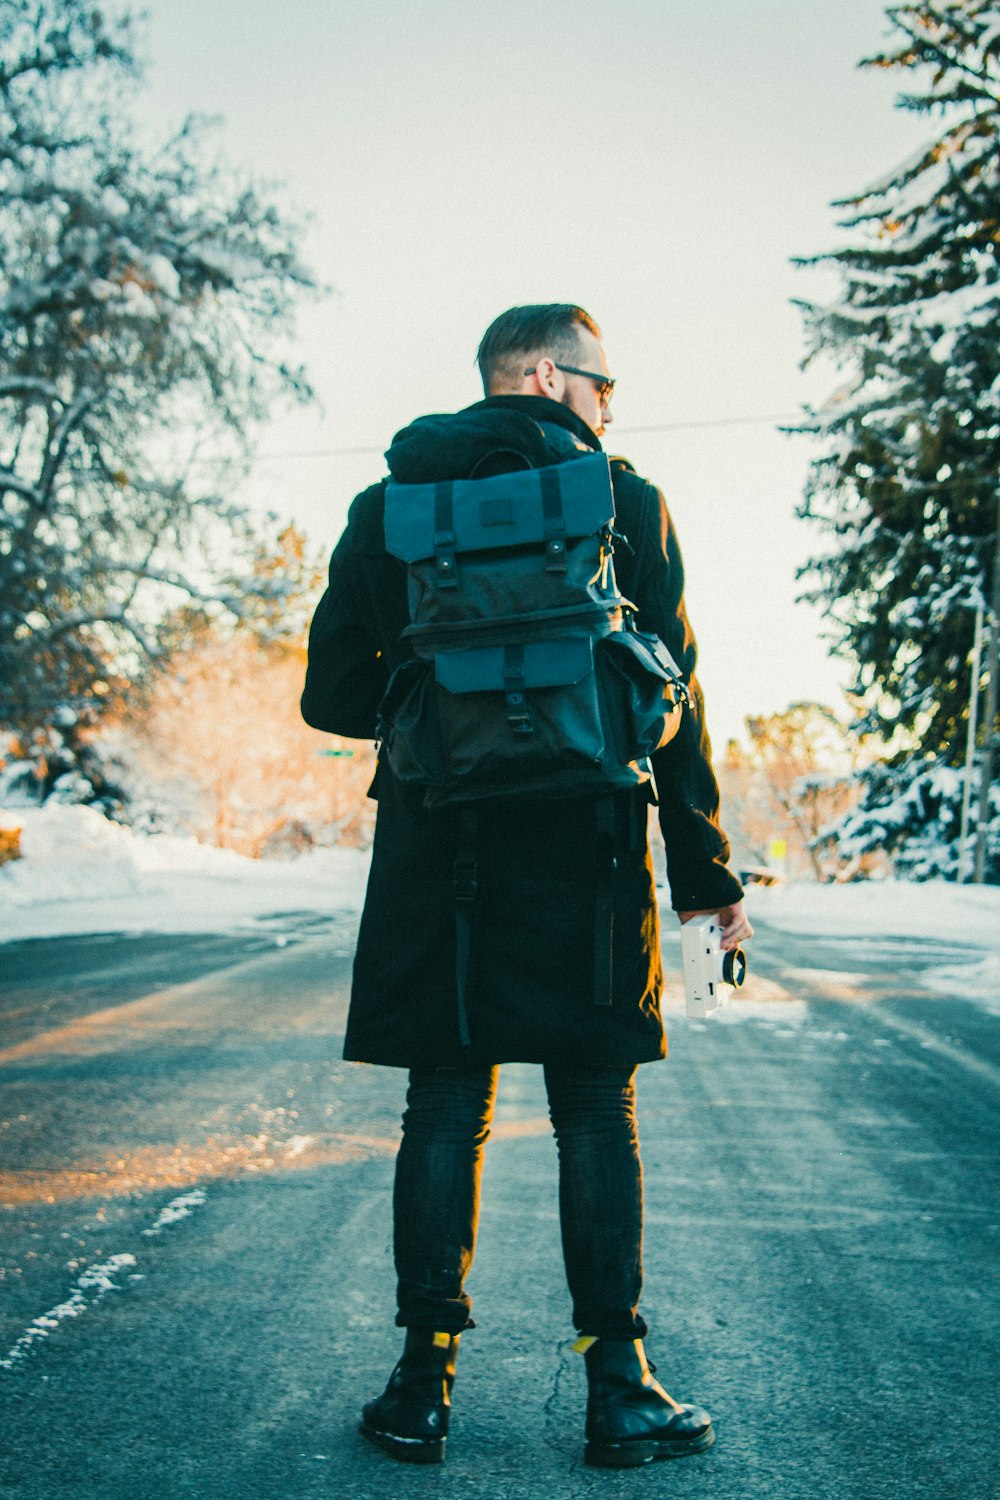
left=434, top=638, right=592, bottom=693
left=436, top=638, right=593, bottom=740
left=384, top=453, right=615, bottom=564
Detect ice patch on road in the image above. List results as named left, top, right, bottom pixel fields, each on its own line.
left=920, top=953, right=1000, bottom=1014
left=784, top=968, right=868, bottom=986
left=0, top=1253, right=136, bottom=1371
left=283, top=1135, right=315, bottom=1160
left=142, top=1187, right=207, bottom=1237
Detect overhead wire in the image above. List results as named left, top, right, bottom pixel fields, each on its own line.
left=248, top=412, right=805, bottom=463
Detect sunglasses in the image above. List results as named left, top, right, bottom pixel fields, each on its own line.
left=523, top=362, right=616, bottom=406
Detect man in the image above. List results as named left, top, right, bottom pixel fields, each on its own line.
left=302, top=304, right=753, bottom=1469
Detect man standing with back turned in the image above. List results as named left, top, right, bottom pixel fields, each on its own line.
left=302, top=304, right=753, bottom=1470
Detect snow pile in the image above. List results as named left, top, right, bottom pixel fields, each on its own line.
left=745, top=877, right=1000, bottom=950
left=0, top=803, right=371, bottom=943
left=0, top=804, right=139, bottom=904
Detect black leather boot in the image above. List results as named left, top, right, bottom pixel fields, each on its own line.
left=359, top=1329, right=461, bottom=1464
left=580, top=1336, right=715, bottom=1468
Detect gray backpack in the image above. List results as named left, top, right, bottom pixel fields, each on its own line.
left=377, top=449, right=686, bottom=809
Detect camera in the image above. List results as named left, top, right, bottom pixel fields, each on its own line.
left=681, top=915, right=747, bottom=1018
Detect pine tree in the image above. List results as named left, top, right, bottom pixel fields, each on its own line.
left=795, top=2, right=999, bottom=760
left=0, top=1, right=317, bottom=730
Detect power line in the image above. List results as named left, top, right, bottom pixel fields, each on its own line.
left=249, top=412, right=804, bottom=464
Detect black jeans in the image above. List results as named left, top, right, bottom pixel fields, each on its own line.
left=392, top=1064, right=648, bottom=1340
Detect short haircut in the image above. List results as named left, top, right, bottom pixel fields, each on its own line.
left=476, top=304, right=601, bottom=393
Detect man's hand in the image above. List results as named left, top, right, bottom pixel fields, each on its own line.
left=678, top=901, right=754, bottom=951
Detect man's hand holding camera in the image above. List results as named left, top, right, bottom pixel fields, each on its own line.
left=678, top=900, right=754, bottom=950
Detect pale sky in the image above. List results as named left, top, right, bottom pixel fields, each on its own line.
left=140, top=0, right=931, bottom=748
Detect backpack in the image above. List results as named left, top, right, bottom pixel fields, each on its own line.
left=376, top=448, right=686, bottom=810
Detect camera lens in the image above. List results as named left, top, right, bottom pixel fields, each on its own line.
left=722, top=947, right=747, bottom=989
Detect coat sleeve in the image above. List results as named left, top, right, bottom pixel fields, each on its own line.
left=301, top=498, right=389, bottom=739
left=626, top=472, right=744, bottom=912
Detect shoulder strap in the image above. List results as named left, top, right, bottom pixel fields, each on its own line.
left=453, top=809, right=479, bottom=1047
left=467, top=447, right=533, bottom=480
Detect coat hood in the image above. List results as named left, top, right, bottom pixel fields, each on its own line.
left=385, top=396, right=599, bottom=484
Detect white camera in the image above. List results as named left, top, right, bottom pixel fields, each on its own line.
left=681, top=915, right=747, bottom=1018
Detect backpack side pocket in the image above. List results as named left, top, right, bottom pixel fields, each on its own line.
left=598, top=630, right=685, bottom=765
left=377, top=658, right=447, bottom=790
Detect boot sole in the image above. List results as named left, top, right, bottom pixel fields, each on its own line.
left=359, top=1422, right=446, bottom=1465
left=585, top=1426, right=715, bottom=1468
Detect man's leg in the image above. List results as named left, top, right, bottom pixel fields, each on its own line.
left=361, top=1064, right=498, bottom=1464
left=544, top=1064, right=646, bottom=1339
left=544, top=1064, right=714, bottom=1467
left=393, top=1064, right=498, bottom=1331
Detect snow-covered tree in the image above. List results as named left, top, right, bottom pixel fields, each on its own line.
left=0, top=1, right=316, bottom=730
left=812, top=759, right=1000, bottom=882
left=795, top=2, right=999, bottom=759
left=0, top=707, right=128, bottom=815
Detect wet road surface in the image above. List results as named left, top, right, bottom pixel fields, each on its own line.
left=0, top=909, right=997, bottom=1499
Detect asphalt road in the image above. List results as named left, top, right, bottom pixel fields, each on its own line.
left=0, top=907, right=997, bottom=1500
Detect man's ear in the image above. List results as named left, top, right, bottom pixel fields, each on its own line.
left=531, top=356, right=560, bottom=398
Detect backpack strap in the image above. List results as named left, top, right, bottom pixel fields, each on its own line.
left=467, top=447, right=533, bottom=480
left=540, top=466, right=568, bottom=573
left=502, top=644, right=532, bottom=736
left=593, top=797, right=617, bottom=1007
left=453, top=808, right=479, bottom=1046
left=433, top=481, right=458, bottom=590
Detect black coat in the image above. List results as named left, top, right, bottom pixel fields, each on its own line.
left=302, top=396, right=742, bottom=1069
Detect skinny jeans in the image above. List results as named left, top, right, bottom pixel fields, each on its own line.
left=392, top=1064, right=648, bottom=1340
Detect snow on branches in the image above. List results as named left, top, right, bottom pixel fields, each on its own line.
left=0, top=1, right=318, bottom=728
left=793, top=1, right=999, bottom=757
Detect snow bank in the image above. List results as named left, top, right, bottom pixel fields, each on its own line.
left=745, top=877, right=1000, bottom=950
left=3, top=805, right=999, bottom=964
left=0, top=804, right=371, bottom=943
left=1, top=804, right=138, bottom=904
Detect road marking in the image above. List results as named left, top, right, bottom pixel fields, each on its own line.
left=1, top=1187, right=212, bottom=1371
left=0, top=1254, right=136, bottom=1371
left=141, top=1188, right=207, bottom=1237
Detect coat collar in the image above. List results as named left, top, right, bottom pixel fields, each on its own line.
left=465, top=395, right=603, bottom=452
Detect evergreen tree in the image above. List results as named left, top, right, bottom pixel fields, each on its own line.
left=795, top=2, right=999, bottom=759
left=0, top=1, right=316, bottom=730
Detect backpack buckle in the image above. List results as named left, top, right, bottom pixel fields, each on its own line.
left=453, top=856, right=478, bottom=902
left=544, top=535, right=567, bottom=572
left=503, top=645, right=533, bottom=735
left=435, top=549, right=457, bottom=587
left=505, top=689, right=533, bottom=736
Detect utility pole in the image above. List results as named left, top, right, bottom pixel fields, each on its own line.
left=957, top=599, right=984, bottom=881
left=972, top=492, right=1000, bottom=884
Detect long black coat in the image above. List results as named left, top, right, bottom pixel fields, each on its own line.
left=302, top=396, right=742, bottom=1069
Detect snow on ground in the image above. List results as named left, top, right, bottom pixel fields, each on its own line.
left=744, top=876, right=1000, bottom=950
left=2, top=805, right=999, bottom=1011
left=744, top=876, right=1000, bottom=1007
left=0, top=804, right=371, bottom=943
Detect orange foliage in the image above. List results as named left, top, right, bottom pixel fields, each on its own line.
left=124, top=630, right=375, bottom=855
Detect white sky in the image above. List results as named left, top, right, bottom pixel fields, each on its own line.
left=138, top=0, right=931, bottom=748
